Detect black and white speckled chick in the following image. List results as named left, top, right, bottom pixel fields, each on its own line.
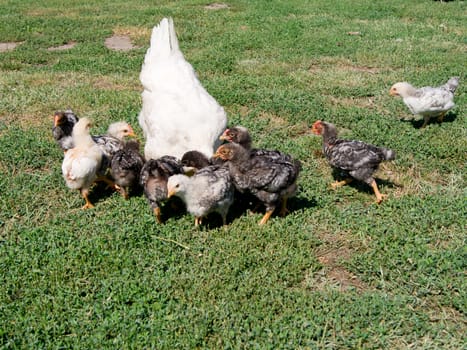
left=312, top=120, right=395, bottom=203
left=110, top=139, right=145, bottom=199
left=167, top=164, right=234, bottom=227
left=140, top=156, right=184, bottom=223
left=214, top=143, right=301, bottom=225
left=53, top=109, right=79, bottom=152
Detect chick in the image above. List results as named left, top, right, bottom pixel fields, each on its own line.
left=52, top=109, right=79, bottom=152
left=311, top=120, right=396, bottom=203
left=389, top=77, right=459, bottom=128
left=167, top=165, right=234, bottom=227
left=61, top=118, right=103, bottom=209
left=140, top=156, right=184, bottom=223
left=110, top=139, right=145, bottom=199
left=220, top=126, right=252, bottom=150
left=214, top=143, right=301, bottom=225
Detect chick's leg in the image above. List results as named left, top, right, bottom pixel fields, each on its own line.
left=279, top=197, right=289, bottom=217
left=259, top=210, right=274, bottom=225
left=80, top=189, right=94, bottom=209
left=195, top=217, right=202, bottom=227
left=96, top=176, right=118, bottom=191
left=331, top=178, right=353, bottom=189
left=370, top=180, right=385, bottom=204
left=437, top=112, right=446, bottom=123
left=421, top=116, right=430, bottom=129
left=153, top=207, right=162, bottom=224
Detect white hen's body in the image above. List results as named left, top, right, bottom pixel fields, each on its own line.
left=138, top=18, right=227, bottom=160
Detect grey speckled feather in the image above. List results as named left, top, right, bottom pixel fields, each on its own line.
left=217, top=143, right=301, bottom=213
left=140, top=156, right=184, bottom=212
left=110, top=140, right=145, bottom=192
left=167, top=164, right=234, bottom=225
left=318, top=121, right=395, bottom=185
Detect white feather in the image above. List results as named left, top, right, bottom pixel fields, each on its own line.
left=138, top=17, right=227, bottom=160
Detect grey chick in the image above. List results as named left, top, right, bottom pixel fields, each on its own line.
left=110, top=139, right=145, bottom=199
left=140, top=156, right=185, bottom=223
left=214, top=143, right=301, bottom=225
left=389, top=77, right=459, bottom=128
left=167, top=164, right=234, bottom=227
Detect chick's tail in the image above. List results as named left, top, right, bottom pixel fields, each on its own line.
left=445, top=77, right=460, bottom=94
left=382, top=148, right=396, bottom=161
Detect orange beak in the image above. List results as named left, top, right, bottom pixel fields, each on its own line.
left=167, top=188, right=176, bottom=198
left=219, top=129, right=230, bottom=141
left=53, top=114, right=63, bottom=127
left=127, top=125, right=137, bottom=138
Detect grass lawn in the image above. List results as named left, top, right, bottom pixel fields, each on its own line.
left=0, top=0, right=465, bottom=348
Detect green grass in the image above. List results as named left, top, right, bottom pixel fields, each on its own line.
left=0, top=0, right=466, bottom=348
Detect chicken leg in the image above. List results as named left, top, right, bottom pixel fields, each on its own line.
left=153, top=207, right=162, bottom=224
left=80, top=189, right=94, bottom=209
left=259, top=210, right=274, bottom=225
left=370, top=180, right=385, bottom=204
left=279, top=197, right=289, bottom=217
left=331, top=178, right=353, bottom=189
left=437, top=112, right=447, bottom=123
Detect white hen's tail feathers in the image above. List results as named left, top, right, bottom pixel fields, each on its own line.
left=149, top=17, right=179, bottom=59
left=443, top=77, right=460, bottom=94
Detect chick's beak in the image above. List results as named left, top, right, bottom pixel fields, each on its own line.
left=389, top=88, right=397, bottom=96
left=127, top=126, right=137, bottom=138
left=167, top=188, right=176, bottom=198
left=219, top=129, right=229, bottom=141
left=213, top=150, right=222, bottom=159
left=53, top=115, right=62, bottom=127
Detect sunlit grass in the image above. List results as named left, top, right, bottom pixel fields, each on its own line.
left=0, top=0, right=465, bottom=348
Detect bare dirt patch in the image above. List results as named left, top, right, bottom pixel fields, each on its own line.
left=303, top=230, right=370, bottom=292
left=0, top=42, right=23, bottom=52
left=105, top=35, right=136, bottom=51
left=47, top=41, right=77, bottom=51
left=204, top=3, right=230, bottom=10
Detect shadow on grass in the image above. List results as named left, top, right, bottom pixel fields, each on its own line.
left=192, top=190, right=318, bottom=230
left=401, top=111, right=458, bottom=129
left=331, top=169, right=399, bottom=196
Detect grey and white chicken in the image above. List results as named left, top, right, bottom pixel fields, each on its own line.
left=167, top=164, right=234, bottom=227
left=389, top=77, right=459, bottom=128
left=52, top=109, right=79, bottom=152
left=138, top=17, right=227, bottom=160
left=61, top=118, right=103, bottom=209
left=140, top=156, right=185, bottom=223
left=110, top=139, right=145, bottom=199
left=214, top=143, right=301, bottom=225
left=311, top=120, right=396, bottom=204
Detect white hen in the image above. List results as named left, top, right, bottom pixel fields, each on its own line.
left=138, top=17, right=227, bottom=160
left=62, top=118, right=103, bottom=209
left=389, top=77, right=459, bottom=128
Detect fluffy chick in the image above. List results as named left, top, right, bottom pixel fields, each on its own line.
left=140, top=156, right=184, bottom=223
left=61, top=118, right=103, bottom=209
left=52, top=109, right=79, bottom=152
left=311, top=120, right=396, bottom=204
left=220, top=125, right=293, bottom=160
left=389, top=77, right=459, bottom=128
left=167, top=165, right=234, bottom=227
left=110, top=139, right=145, bottom=199
left=214, top=143, right=301, bottom=225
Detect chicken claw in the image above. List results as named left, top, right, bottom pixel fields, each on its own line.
left=153, top=207, right=162, bottom=224
left=331, top=178, right=353, bottom=189
left=370, top=180, right=386, bottom=204
left=259, top=210, right=274, bottom=225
